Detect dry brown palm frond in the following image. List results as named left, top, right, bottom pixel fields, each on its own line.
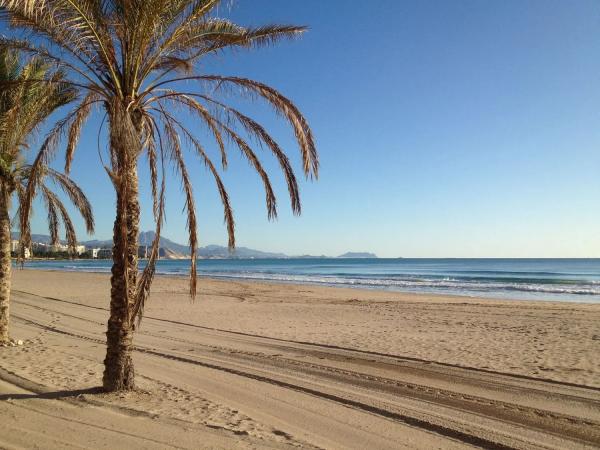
left=180, top=95, right=228, bottom=168
left=193, top=24, right=306, bottom=59
left=131, top=173, right=165, bottom=326
left=208, top=115, right=278, bottom=220
left=157, top=93, right=278, bottom=220
left=145, top=90, right=228, bottom=168
left=145, top=75, right=318, bottom=178
left=154, top=55, right=193, bottom=74
left=131, top=165, right=165, bottom=326
left=142, top=114, right=161, bottom=221
left=202, top=76, right=318, bottom=178
left=159, top=106, right=198, bottom=298
left=190, top=93, right=301, bottom=215
left=155, top=108, right=235, bottom=249
left=161, top=21, right=307, bottom=64
left=228, top=111, right=300, bottom=214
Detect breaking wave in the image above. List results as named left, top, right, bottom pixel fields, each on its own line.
left=21, top=258, right=600, bottom=303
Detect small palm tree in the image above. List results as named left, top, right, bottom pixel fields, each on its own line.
left=0, top=0, right=318, bottom=391
left=0, top=48, right=94, bottom=344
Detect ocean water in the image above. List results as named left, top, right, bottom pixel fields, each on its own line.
left=21, top=258, right=600, bottom=303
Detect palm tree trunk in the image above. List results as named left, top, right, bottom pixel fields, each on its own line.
left=0, top=182, right=12, bottom=344
left=102, top=102, right=142, bottom=391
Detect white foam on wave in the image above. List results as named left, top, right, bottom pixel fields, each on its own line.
left=22, top=260, right=600, bottom=302
left=199, top=271, right=600, bottom=296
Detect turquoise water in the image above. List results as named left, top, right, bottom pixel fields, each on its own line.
left=21, top=258, right=600, bottom=303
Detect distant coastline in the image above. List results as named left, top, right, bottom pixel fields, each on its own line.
left=13, top=231, right=379, bottom=260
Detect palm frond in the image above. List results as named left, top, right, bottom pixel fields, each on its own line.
left=131, top=171, right=165, bottom=326
left=0, top=0, right=317, bottom=323
left=156, top=107, right=235, bottom=249
left=0, top=1, right=110, bottom=84
left=195, top=94, right=301, bottom=215
left=45, top=167, right=94, bottom=234
left=146, top=75, right=318, bottom=178
left=40, top=185, right=77, bottom=254
left=39, top=182, right=60, bottom=245
left=173, top=22, right=307, bottom=60
left=209, top=115, right=278, bottom=220
left=65, top=91, right=98, bottom=173
left=153, top=92, right=228, bottom=168
left=159, top=105, right=198, bottom=298
left=0, top=48, right=91, bottom=264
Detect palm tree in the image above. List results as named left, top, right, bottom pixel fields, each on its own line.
left=0, top=1, right=318, bottom=391
left=0, top=48, right=94, bottom=345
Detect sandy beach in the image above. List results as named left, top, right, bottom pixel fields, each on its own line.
left=1, top=269, right=600, bottom=449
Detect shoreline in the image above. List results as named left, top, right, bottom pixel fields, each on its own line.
left=15, top=266, right=600, bottom=307
left=9, top=269, right=600, bottom=387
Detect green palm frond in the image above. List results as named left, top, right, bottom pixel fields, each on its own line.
left=0, top=48, right=94, bottom=259
left=0, top=0, right=317, bottom=321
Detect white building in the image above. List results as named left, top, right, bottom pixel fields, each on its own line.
left=51, top=243, right=70, bottom=252
left=10, top=240, right=30, bottom=259
left=31, top=242, right=86, bottom=255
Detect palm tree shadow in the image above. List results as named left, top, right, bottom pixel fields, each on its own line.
left=0, top=387, right=104, bottom=401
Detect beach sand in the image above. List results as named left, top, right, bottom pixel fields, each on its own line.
left=2, top=269, right=600, bottom=449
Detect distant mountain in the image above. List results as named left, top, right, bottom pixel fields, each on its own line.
left=139, top=232, right=288, bottom=258
left=338, top=252, right=378, bottom=258
left=138, top=231, right=190, bottom=255
left=78, top=238, right=112, bottom=248
left=16, top=231, right=376, bottom=259
left=83, top=231, right=288, bottom=259
left=198, top=244, right=286, bottom=259
left=11, top=232, right=56, bottom=244
left=80, top=231, right=189, bottom=257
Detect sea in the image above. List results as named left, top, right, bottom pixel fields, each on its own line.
left=21, top=258, right=600, bottom=303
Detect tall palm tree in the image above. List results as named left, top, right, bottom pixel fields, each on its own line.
left=0, top=48, right=94, bottom=345
left=0, top=0, right=318, bottom=391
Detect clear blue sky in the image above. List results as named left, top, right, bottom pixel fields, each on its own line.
left=25, top=0, right=600, bottom=257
